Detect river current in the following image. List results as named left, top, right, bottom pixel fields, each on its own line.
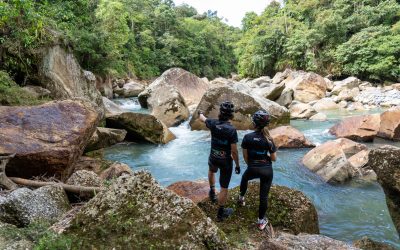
left=105, top=98, right=400, bottom=248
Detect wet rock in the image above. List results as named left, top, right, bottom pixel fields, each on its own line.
left=302, top=138, right=368, bottom=183
left=190, top=86, right=290, bottom=130
left=0, top=100, right=99, bottom=179
left=39, top=45, right=104, bottom=117
left=377, top=107, right=400, bottom=141
left=369, top=146, right=400, bottom=234
left=290, top=103, right=317, bottom=119
left=22, top=85, right=52, bottom=98
left=199, top=183, right=319, bottom=235
left=106, top=112, right=176, bottom=144
left=63, top=171, right=228, bottom=249
left=329, top=114, right=380, bottom=142
left=138, top=81, right=189, bottom=127
left=312, top=98, right=340, bottom=111
left=353, top=236, right=396, bottom=250
left=102, top=97, right=124, bottom=118
left=284, top=72, right=327, bottom=103
left=276, top=88, right=294, bottom=108
left=262, top=232, right=359, bottom=250
left=99, top=162, right=133, bottom=180
left=114, top=81, right=145, bottom=98
left=85, top=127, right=126, bottom=152
left=0, top=185, right=71, bottom=227
left=309, top=113, right=327, bottom=121
left=66, top=170, right=102, bottom=187
left=167, top=180, right=209, bottom=204
left=270, top=126, right=315, bottom=148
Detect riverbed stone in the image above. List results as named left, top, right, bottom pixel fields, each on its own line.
left=63, top=171, right=228, bottom=249
left=199, top=183, right=319, bottom=241
left=312, top=98, right=340, bottom=111
left=270, top=126, right=315, bottom=148
left=102, top=97, right=124, bottom=117
left=252, top=82, right=285, bottom=101
left=99, top=162, right=133, bottom=180
left=332, top=77, right=361, bottom=95
left=66, top=170, right=102, bottom=187
left=302, top=138, right=368, bottom=183
left=284, top=72, right=327, bottom=103
left=167, top=180, right=210, bottom=204
left=85, top=127, right=127, bottom=152
left=290, top=103, right=317, bottom=119
left=329, top=114, right=380, bottom=142
left=106, top=112, right=176, bottom=144
left=310, top=113, right=327, bottom=121
left=190, top=86, right=290, bottom=130
left=276, top=87, right=294, bottom=107
left=113, top=81, right=145, bottom=97
left=38, top=45, right=104, bottom=117
left=0, top=100, right=100, bottom=179
left=0, top=185, right=71, bottom=227
left=377, top=107, right=400, bottom=141
left=0, top=222, right=35, bottom=250
left=353, top=237, right=396, bottom=250
left=368, top=146, right=400, bottom=235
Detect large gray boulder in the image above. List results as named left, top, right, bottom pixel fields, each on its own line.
left=114, top=80, right=145, bottom=98
left=302, top=138, right=369, bottom=183
left=332, top=77, right=361, bottom=95
left=0, top=185, right=71, bottom=227
left=252, top=82, right=285, bottom=101
left=102, top=97, right=124, bottom=118
left=106, top=112, right=176, bottom=144
left=290, top=103, right=317, bottom=120
left=39, top=45, right=104, bottom=117
left=190, top=86, right=290, bottom=130
left=62, top=171, right=228, bottom=249
left=329, top=114, right=381, bottom=142
left=0, top=100, right=100, bottom=179
left=369, top=146, right=400, bottom=235
left=284, top=72, right=327, bottom=103
left=85, top=127, right=127, bottom=152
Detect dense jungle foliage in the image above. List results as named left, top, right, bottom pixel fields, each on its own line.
left=0, top=0, right=399, bottom=83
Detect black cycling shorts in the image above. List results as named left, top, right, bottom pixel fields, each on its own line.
left=208, top=157, right=233, bottom=189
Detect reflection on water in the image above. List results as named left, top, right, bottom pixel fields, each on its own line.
left=104, top=102, right=400, bottom=248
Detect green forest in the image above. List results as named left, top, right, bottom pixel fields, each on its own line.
left=1, top=0, right=399, bottom=84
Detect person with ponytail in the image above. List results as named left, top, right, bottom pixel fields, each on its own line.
left=238, top=110, right=277, bottom=230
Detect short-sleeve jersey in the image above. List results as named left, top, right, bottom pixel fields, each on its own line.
left=205, top=119, right=238, bottom=160
left=241, top=131, right=277, bottom=168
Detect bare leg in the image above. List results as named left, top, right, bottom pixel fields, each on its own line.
left=218, top=188, right=228, bottom=206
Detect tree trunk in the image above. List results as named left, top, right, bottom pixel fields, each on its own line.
left=0, top=153, right=18, bottom=190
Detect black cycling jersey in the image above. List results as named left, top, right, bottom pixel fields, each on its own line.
left=206, top=119, right=238, bottom=160
left=241, top=131, right=277, bottom=168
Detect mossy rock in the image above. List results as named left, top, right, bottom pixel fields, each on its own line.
left=198, top=182, right=319, bottom=247
left=59, top=171, right=228, bottom=249
left=0, top=70, right=51, bottom=106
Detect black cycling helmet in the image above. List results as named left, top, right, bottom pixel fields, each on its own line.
left=219, top=101, right=235, bottom=115
left=252, top=110, right=270, bottom=128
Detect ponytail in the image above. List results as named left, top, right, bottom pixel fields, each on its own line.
left=262, top=127, right=274, bottom=144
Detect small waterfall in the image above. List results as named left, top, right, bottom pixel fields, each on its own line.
left=112, top=98, right=148, bottom=113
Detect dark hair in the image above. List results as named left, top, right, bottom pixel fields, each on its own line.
left=219, top=112, right=234, bottom=121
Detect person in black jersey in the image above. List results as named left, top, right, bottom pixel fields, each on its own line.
left=238, top=110, right=277, bottom=231
left=198, top=101, right=240, bottom=221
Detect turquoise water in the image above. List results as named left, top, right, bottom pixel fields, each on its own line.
left=105, top=99, right=400, bottom=248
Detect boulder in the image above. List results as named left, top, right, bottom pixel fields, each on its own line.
left=167, top=180, right=209, bottom=204
left=368, top=146, right=400, bottom=234
left=0, top=100, right=99, bottom=179
left=348, top=150, right=376, bottom=180
left=199, top=183, right=319, bottom=236
left=284, top=72, right=327, bottom=103
left=0, top=222, right=35, bottom=250
left=85, top=127, right=127, bottom=152
left=272, top=69, right=297, bottom=84
left=99, top=162, right=133, bottom=180
left=354, top=237, right=396, bottom=250
left=337, top=88, right=360, bottom=102
left=251, top=76, right=272, bottom=86
left=276, top=88, right=294, bottom=107
left=21, top=85, right=52, bottom=98
left=106, top=112, right=176, bottom=144
left=114, top=81, right=145, bottom=98
left=302, top=138, right=368, bottom=183
left=329, top=114, right=381, bottom=142
left=312, top=98, right=340, bottom=111
left=263, top=232, right=359, bottom=250
left=324, top=78, right=334, bottom=91
left=73, top=156, right=106, bottom=175
left=332, top=77, right=361, bottom=95
left=102, top=97, right=124, bottom=118
left=347, top=102, right=366, bottom=111
left=190, top=86, right=290, bottom=130
left=138, top=82, right=189, bottom=127
left=290, top=103, right=317, bottom=119
left=38, top=45, right=104, bottom=117
left=66, top=170, right=102, bottom=187
left=310, top=113, right=327, bottom=121
left=378, top=107, right=400, bottom=141
left=252, top=82, right=285, bottom=101
left=392, top=83, right=400, bottom=91
left=93, top=74, right=113, bottom=99
left=63, top=171, right=228, bottom=249
left=270, top=126, right=315, bottom=149
left=0, top=185, right=71, bottom=226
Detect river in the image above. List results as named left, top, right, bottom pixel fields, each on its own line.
left=104, top=97, right=400, bottom=248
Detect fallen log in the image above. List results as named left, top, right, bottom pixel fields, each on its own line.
left=9, top=177, right=103, bottom=197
